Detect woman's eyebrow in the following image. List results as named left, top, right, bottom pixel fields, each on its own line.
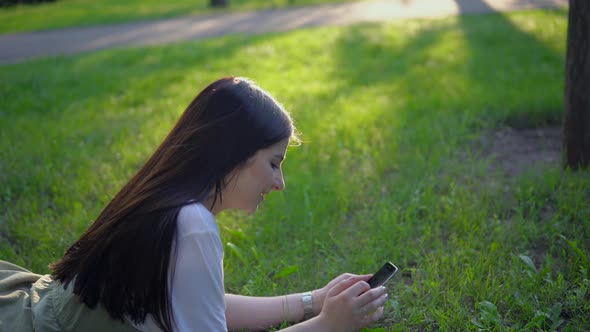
left=274, top=154, right=285, bottom=161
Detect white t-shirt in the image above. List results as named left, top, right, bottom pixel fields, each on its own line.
left=132, top=203, right=227, bottom=331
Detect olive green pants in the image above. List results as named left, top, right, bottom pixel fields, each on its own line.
left=0, top=260, right=137, bottom=332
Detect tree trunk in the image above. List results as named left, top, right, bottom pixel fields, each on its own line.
left=210, top=0, right=228, bottom=7
left=563, top=0, right=590, bottom=170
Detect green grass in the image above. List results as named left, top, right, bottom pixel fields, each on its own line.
left=0, top=0, right=355, bottom=34
left=2, top=8, right=589, bottom=331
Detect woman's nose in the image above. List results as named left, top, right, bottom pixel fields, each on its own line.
left=273, top=172, right=285, bottom=191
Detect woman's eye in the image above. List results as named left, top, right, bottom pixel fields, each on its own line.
left=271, top=163, right=279, bottom=169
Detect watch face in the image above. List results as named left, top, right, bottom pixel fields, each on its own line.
left=302, top=292, right=314, bottom=319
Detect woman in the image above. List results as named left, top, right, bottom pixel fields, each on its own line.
left=0, top=77, right=388, bottom=331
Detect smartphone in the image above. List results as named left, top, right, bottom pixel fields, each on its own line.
left=367, top=261, right=399, bottom=288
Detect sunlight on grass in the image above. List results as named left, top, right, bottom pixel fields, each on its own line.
left=504, top=8, right=568, bottom=55
left=0, top=0, right=356, bottom=34
left=1, top=9, right=588, bottom=331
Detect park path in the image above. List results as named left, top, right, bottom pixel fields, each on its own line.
left=0, top=0, right=567, bottom=64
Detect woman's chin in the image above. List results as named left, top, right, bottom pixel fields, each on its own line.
left=234, top=199, right=262, bottom=214
left=249, top=204, right=261, bottom=214
left=240, top=205, right=258, bottom=215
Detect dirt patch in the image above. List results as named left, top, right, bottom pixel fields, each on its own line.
left=477, top=126, right=562, bottom=178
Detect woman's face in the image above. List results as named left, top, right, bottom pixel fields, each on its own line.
left=220, top=138, right=289, bottom=214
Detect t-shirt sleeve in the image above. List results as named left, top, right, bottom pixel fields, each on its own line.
left=171, top=204, right=226, bottom=332
left=132, top=204, right=226, bottom=332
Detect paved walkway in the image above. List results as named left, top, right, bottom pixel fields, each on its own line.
left=0, top=0, right=567, bottom=64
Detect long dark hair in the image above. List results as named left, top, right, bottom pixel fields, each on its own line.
left=50, top=77, right=297, bottom=331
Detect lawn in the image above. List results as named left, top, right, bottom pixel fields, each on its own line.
left=0, top=0, right=355, bottom=34
left=1, top=8, right=589, bottom=331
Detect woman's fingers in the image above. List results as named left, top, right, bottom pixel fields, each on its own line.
left=327, top=276, right=361, bottom=297
left=319, top=278, right=389, bottom=332
left=358, top=274, right=373, bottom=281
left=349, top=287, right=388, bottom=325
left=333, top=279, right=388, bottom=308
left=341, top=279, right=371, bottom=297
left=360, top=305, right=385, bottom=325
left=358, top=292, right=388, bottom=315
left=331, top=273, right=371, bottom=287
left=356, top=286, right=387, bottom=307
left=329, top=273, right=355, bottom=286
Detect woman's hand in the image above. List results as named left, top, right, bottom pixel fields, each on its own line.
left=314, top=276, right=388, bottom=332
left=313, top=273, right=370, bottom=315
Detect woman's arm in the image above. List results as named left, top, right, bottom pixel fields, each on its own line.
left=225, top=273, right=361, bottom=330
left=225, top=292, right=309, bottom=330
left=225, top=276, right=388, bottom=332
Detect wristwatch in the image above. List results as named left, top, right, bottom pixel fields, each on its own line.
left=302, top=291, right=314, bottom=320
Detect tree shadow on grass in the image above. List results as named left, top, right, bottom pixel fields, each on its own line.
left=453, top=0, right=566, bottom=127
left=323, top=2, right=566, bottom=222
left=322, top=3, right=567, bottom=329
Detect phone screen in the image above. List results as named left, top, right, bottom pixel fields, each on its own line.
left=367, top=262, right=399, bottom=288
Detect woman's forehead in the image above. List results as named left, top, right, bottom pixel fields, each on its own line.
left=261, top=139, right=289, bottom=156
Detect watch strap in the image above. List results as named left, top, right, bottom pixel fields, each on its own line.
left=302, top=291, right=314, bottom=320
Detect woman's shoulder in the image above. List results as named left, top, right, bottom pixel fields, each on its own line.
left=177, top=202, right=219, bottom=236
